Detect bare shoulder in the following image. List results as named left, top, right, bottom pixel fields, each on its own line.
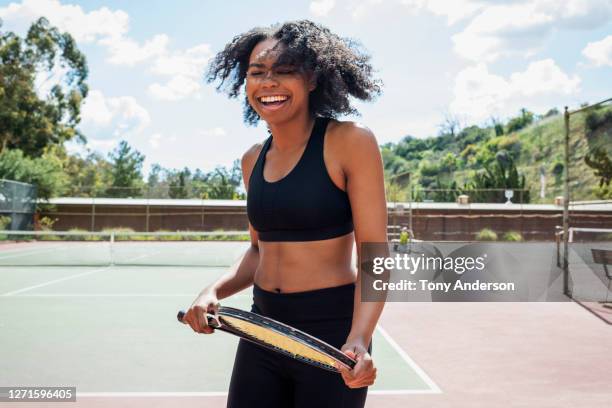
left=327, top=119, right=381, bottom=167
left=241, top=142, right=263, bottom=165
left=241, top=142, right=264, bottom=188
left=328, top=119, right=378, bottom=148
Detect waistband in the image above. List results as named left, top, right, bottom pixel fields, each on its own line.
left=252, top=282, right=355, bottom=324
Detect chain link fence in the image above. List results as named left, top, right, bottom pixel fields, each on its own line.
left=0, top=179, right=37, bottom=230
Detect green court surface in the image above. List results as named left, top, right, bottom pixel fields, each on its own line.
left=0, top=261, right=439, bottom=395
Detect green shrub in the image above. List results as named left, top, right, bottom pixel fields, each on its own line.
left=39, top=216, right=57, bottom=231
left=476, top=228, right=498, bottom=241
left=502, top=231, right=523, bottom=242
left=0, top=216, right=11, bottom=230
left=65, top=228, right=103, bottom=241
left=39, top=234, right=62, bottom=241
left=102, top=227, right=137, bottom=241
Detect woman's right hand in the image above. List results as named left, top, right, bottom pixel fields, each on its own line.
left=182, top=289, right=220, bottom=334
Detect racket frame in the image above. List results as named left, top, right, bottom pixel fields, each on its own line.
left=179, top=306, right=356, bottom=372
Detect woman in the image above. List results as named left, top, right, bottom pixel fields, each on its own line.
left=182, top=20, right=387, bottom=408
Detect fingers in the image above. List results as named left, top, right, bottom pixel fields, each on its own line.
left=209, top=301, right=220, bottom=314
left=337, top=350, right=377, bottom=388
left=183, top=305, right=215, bottom=334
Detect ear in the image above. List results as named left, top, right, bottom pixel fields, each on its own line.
left=307, top=73, right=317, bottom=92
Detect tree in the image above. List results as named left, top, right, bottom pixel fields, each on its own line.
left=506, top=108, right=534, bottom=133
left=0, top=148, right=67, bottom=199
left=544, top=108, right=559, bottom=118
left=167, top=168, right=191, bottom=199
left=465, top=150, right=530, bottom=203
left=0, top=17, right=88, bottom=156
left=490, top=117, right=504, bottom=136
left=202, top=160, right=244, bottom=199
left=585, top=147, right=612, bottom=188
left=438, top=112, right=463, bottom=137
left=107, top=141, right=145, bottom=197
left=56, top=148, right=113, bottom=197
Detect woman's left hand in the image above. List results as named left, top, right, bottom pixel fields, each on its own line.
left=336, top=340, right=377, bottom=388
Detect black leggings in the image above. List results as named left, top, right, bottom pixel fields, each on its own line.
left=227, top=283, right=370, bottom=408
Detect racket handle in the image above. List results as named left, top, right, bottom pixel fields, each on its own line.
left=177, top=310, right=187, bottom=323
left=177, top=309, right=219, bottom=327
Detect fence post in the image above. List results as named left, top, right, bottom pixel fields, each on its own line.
left=145, top=186, right=150, bottom=233
left=91, top=197, right=96, bottom=232
left=562, top=106, right=570, bottom=296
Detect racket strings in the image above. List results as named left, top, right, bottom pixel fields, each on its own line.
left=222, top=316, right=338, bottom=369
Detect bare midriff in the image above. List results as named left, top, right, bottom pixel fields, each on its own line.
left=254, top=232, right=356, bottom=293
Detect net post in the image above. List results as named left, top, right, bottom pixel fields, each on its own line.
left=562, top=106, right=570, bottom=297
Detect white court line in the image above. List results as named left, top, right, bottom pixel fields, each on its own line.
left=0, top=245, right=75, bottom=260
left=376, top=324, right=442, bottom=394
left=6, top=293, right=253, bottom=298
left=75, top=325, right=440, bottom=398
left=76, top=389, right=438, bottom=397
left=0, top=255, right=150, bottom=297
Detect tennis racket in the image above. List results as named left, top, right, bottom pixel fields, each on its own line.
left=177, top=306, right=356, bottom=372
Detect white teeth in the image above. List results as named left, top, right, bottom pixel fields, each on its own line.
left=260, top=95, right=288, bottom=103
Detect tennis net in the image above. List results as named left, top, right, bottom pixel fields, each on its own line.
left=560, top=227, right=612, bottom=303
left=0, top=230, right=250, bottom=267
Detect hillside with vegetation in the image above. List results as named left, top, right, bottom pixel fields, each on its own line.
left=382, top=103, right=612, bottom=204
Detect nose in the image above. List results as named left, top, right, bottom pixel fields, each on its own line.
left=260, top=71, right=279, bottom=87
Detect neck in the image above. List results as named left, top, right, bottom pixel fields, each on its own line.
left=266, top=111, right=315, bottom=152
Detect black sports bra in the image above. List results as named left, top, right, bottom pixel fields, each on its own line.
left=247, top=117, right=353, bottom=242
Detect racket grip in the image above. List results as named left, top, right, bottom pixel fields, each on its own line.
left=177, top=310, right=187, bottom=323
left=177, top=309, right=219, bottom=327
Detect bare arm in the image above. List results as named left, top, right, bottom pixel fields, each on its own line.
left=336, top=123, right=388, bottom=387
left=183, top=144, right=262, bottom=333
left=345, top=124, right=387, bottom=345
left=201, top=224, right=259, bottom=300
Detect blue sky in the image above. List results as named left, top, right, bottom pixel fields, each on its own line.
left=1, top=0, right=611, bottom=174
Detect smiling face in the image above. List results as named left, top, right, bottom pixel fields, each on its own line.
left=245, top=37, right=315, bottom=125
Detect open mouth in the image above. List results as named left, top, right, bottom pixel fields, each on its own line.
left=258, top=95, right=290, bottom=110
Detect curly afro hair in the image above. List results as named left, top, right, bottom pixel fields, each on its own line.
left=205, top=20, right=383, bottom=125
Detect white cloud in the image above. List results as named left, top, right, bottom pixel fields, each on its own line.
left=450, top=59, right=581, bottom=123
left=310, top=0, right=336, bottom=17
left=151, top=44, right=211, bottom=77
left=148, top=43, right=213, bottom=101
left=100, top=34, right=169, bottom=66
left=148, top=76, right=202, bottom=101
left=510, top=59, right=581, bottom=96
left=1, top=0, right=213, bottom=101
left=149, top=133, right=162, bottom=150
left=0, top=0, right=162, bottom=66
left=350, top=0, right=384, bottom=20
left=451, top=0, right=612, bottom=61
left=81, top=90, right=151, bottom=138
left=582, top=35, right=612, bottom=67
left=400, top=0, right=486, bottom=24
left=0, top=0, right=129, bottom=42
left=87, top=138, right=118, bottom=149
left=348, top=0, right=612, bottom=60
left=200, top=127, right=227, bottom=138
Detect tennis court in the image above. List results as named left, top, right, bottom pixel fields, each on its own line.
left=0, top=237, right=439, bottom=406
left=1, top=233, right=611, bottom=407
